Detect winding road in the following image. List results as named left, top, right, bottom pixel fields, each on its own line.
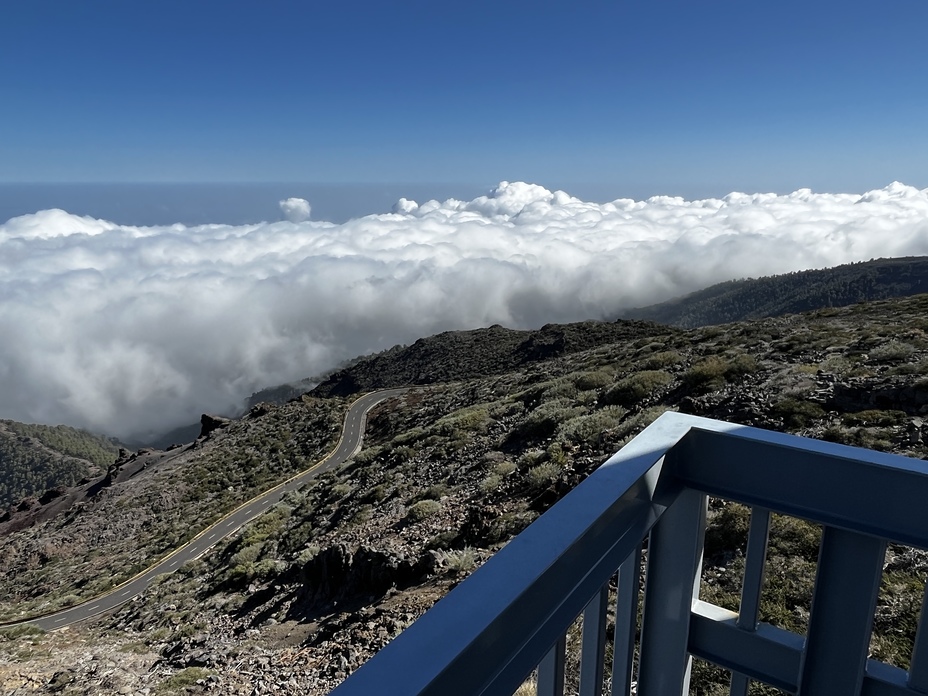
left=8, top=389, right=407, bottom=631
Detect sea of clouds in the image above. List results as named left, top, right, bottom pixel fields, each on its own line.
left=2, top=181, right=928, bottom=440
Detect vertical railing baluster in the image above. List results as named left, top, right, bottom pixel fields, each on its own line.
left=729, top=507, right=771, bottom=696
left=796, top=526, right=886, bottom=695
left=612, top=546, right=642, bottom=696
left=907, top=576, right=928, bottom=691
left=579, top=584, right=609, bottom=696
left=637, top=488, right=708, bottom=696
left=538, top=635, right=567, bottom=696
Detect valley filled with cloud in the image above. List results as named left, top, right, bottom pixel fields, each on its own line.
left=2, top=181, right=927, bottom=440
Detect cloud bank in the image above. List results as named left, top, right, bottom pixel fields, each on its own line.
left=2, top=181, right=928, bottom=440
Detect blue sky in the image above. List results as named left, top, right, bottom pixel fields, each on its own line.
left=2, top=0, right=926, bottom=196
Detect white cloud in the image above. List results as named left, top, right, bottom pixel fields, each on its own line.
left=279, top=197, right=311, bottom=223
left=2, top=181, right=928, bottom=440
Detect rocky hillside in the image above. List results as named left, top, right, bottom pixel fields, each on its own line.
left=311, top=319, right=670, bottom=396
left=622, top=255, right=928, bottom=327
left=2, top=296, right=928, bottom=694
left=0, top=421, right=118, bottom=507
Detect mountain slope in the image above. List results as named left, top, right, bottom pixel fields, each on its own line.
left=3, top=295, right=928, bottom=694
left=621, top=256, right=928, bottom=327
left=0, top=420, right=118, bottom=507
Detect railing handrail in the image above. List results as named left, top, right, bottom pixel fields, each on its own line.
left=330, top=412, right=928, bottom=696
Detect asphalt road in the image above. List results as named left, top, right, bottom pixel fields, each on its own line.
left=8, top=389, right=407, bottom=631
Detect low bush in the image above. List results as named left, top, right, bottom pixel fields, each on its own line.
left=555, top=407, right=626, bottom=446
left=479, top=474, right=502, bottom=493
left=643, top=350, right=684, bottom=370
left=870, top=342, right=916, bottom=362
left=683, top=357, right=730, bottom=393
left=406, top=499, right=441, bottom=522
left=602, top=370, right=673, bottom=406
left=436, top=548, right=477, bottom=574
left=158, top=667, right=212, bottom=693
left=525, top=462, right=562, bottom=490
left=773, top=399, right=825, bottom=428
left=841, top=410, right=906, bottom=427
left=572, top=370, right=614, bottom=391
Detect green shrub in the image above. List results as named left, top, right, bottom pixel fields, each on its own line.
left=493, top=461, right=517, bottom=477
left=643, top=350, right=684, bottom=370
left=704, top=503, right=751, bottom=560
left=556, top=406, right=627, bottom=445
left=479, top=474, right=502, bottom=493
left=363, top=483, right=391, bottom=503
left=436, top=548, right=477, bottom=574
left=870, top=342, right=916, bottom=362
left=773, top=399, right=825, bottom=428
left=158, top=667, right=212, bottom=693
left=602, top=371, right=673, bottom=406
left=525, top=462, right=562, bottom=490
left=517, top=399, right=585, bottom=440
left=841, top=410, right=906, bottom=427
left=420, top=484, right=449, bottom=501
left=726, top=353, right=758, bottom=378
left=435, top=406, right=491, bottom=435
left=572, top=370, right=614, bottom=391
left=684, top=357, right=730, bottom=393
left=350, top=505, right=374, bottom=526
left=517, top=450, right=546, bottom=470
left=406, top=499, right=441, bottom=522
left=484, top=510, right=538, bottom=545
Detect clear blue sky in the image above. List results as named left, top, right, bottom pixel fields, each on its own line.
left=2, top=0, right=926, bottom=196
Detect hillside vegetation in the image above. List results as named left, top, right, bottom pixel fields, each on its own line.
left=0, top=421, right=118, bottom=507
left=3, top=294, right=928, bottom=694
left=622, top=256, right=928, bottom=327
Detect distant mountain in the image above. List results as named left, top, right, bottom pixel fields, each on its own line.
left=0, top=420, right=118, bottom=507
left=621, top=256, right=928, bottom=327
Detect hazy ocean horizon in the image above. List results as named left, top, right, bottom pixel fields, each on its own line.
left=0, top=182, right=658, bottom=227
left=0, top=183, right=493, bottom=226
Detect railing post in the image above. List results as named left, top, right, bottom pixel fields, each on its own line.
left=637, top=487, right=707, bottom=696
left=612, top=546, right=642, bottom=696
left=579, top=584, right=609, bottom=696
left=796, top=526, right=886, bottom=695
left=538, top=635, right=566, bottom=696
left=908, top=581, right=928, bottom=692
left=729, top=507, right=771, bottom=696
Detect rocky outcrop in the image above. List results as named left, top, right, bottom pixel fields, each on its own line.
left=199, top=414, right=232, bottom=439
left=829, top=376, right=928, bottom=415
left=301, top=544, right=436, bottom=606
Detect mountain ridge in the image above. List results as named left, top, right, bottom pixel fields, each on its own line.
left=620, top=255, right=928, bottom=327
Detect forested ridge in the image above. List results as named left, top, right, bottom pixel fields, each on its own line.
left=622, top=256, right=928, bottom=327
left=0, top=420, right=118, bottom=506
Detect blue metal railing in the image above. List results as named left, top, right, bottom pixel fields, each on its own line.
left=330, top=412, right=928, bottom=695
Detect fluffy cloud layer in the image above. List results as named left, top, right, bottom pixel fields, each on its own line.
left=2, top=181, right=928, bottom=440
